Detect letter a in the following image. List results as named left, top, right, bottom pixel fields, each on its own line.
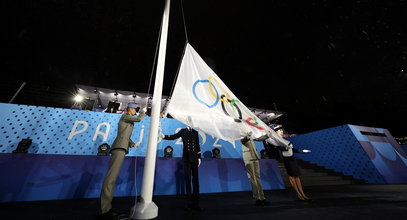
left=93, top=122, right=111, bottom=142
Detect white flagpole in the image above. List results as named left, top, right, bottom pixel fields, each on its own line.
left=131, top=0, right=170, bottom=219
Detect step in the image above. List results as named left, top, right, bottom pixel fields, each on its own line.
left=276, top=159, right=365, bottom=186
left=280, top=174, right=350, bottom=182
left=285, top=179, right=354, bottom=186
left=280, top=171, right=329, bottom=178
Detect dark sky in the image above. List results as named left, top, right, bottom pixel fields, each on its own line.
left=2, top=0, right=407, bottom=137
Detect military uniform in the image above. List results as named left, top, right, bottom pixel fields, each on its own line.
left=100, top=111, right=145, bottom=214
left=164, top=127, right=201, bottom=208
left=240, top=134, right=269, bottom=202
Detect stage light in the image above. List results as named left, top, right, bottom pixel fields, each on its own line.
left=74, top=95, right=84, bottom=103
left=12, top=138, right=32, bottom=153
left=164, top=146, right=173, bottom=158
left=212, top=148, right=221, bottom=158
left=97, top=143, right=110, bottom=156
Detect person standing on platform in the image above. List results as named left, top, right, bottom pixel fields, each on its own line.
left=161, top=123, right=202, bottom=211
left=268, top=125, right=312, bottom=202
left=240, top=131, right=271, bottom=206
left=99, top=103, right=146, bottom=220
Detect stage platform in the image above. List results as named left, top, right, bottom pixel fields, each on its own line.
left=1, top=184, right=406, bottom=220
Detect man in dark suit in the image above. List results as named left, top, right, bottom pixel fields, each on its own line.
left=162, top=126, right=202, bottom=211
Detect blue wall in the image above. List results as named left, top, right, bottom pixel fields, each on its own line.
left=0, top=103, right=284, bottom=202
left=0, top=103, right=264, bottom=158
left=0, top=154, right=284, bottom=202
left=289, top=125, right=407, bottom=184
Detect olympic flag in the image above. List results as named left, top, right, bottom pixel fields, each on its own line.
left=166, top=43, right=289, bottom=145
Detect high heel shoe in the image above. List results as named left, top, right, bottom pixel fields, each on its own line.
left=297, top=198, right=307, bottom=202
left=303, top=196, right=313, bottom=202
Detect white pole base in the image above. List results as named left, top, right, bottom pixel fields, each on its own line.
left=130, top=201, right=158, bottom=220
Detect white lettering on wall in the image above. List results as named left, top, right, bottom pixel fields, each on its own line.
left=93, top=122, right=111, bottom=142
left=213, top=138, right=222, bottom=147
left=68, top=120, right=89, bottom=140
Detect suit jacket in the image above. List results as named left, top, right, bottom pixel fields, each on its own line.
left=164, top=128, right=201, bottom=162
left=240, top=134, right=269, bottom=162
left=110, top=112, right=145, bottom=154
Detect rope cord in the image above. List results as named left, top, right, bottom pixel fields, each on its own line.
left=146, top=19, right=164, bottom=107
left=180, top=0, right=189, bottom=43
left=168, top=42, right=188, bottom=99
left=129, top=155, right=138, bottom=219
left=167, top=0, right=190, bottom=100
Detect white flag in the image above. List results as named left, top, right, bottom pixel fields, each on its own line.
left=167, top=43, right=289, bottom=146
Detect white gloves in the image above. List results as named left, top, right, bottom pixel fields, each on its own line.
left=159, top=133, right=165, bottom=138
left=142, top=107, right=147, bottom=113
left=198, top=158, right=201, bottom=167
left=303, top=149, right=311, bottom=153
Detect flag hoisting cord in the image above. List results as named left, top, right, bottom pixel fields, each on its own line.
left=168, top=43, right=188, bottom=101
left=180, top=0, right=189, bottom=43
left=146, top=15, right=163, bottom=103
left=168, top=0, right=190, bottom=103
left=148, top=0, right=189, bottom=107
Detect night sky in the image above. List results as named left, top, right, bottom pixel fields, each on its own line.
left=2, top=0, right=407, bottom=137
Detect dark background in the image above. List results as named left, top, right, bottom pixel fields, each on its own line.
left=1, top=0, right=406, bottom=137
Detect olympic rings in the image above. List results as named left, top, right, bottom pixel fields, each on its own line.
left=220, top=95, right=242, bottom=123
left=192, top=80, right=219, bottom=108
left=208, top=76, right=231, bottom=103
left=192, top=77, right=265, bottom=131
left=245, top=117, right=264, bottom=130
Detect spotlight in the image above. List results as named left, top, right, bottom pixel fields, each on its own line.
left=74, top=95, right=84, bottom=103
left=260, top=149, right=269, bottom=159
left=164, top=146, right=173, bottom=158
left=97, top=143, right=110, bottom=156
left=212, top=148, right=221, bottom=158
left=13, top=138, right=32, bottom=153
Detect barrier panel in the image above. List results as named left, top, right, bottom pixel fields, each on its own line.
left=0, top=154, right=284, bottom=202
left=0, top=103, right=283, bottom=202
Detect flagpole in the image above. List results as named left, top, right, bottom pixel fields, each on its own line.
left=131, top=0, right=170, bottom=219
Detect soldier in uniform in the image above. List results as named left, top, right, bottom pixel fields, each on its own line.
left=240, top=131, right=271, bottom=206
left=162, top=126, right=202, bottom=211
left=99, top=103, right=146, bottom=220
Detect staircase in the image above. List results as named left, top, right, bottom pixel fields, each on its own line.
left=277, top=158, right=365, bottom=187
